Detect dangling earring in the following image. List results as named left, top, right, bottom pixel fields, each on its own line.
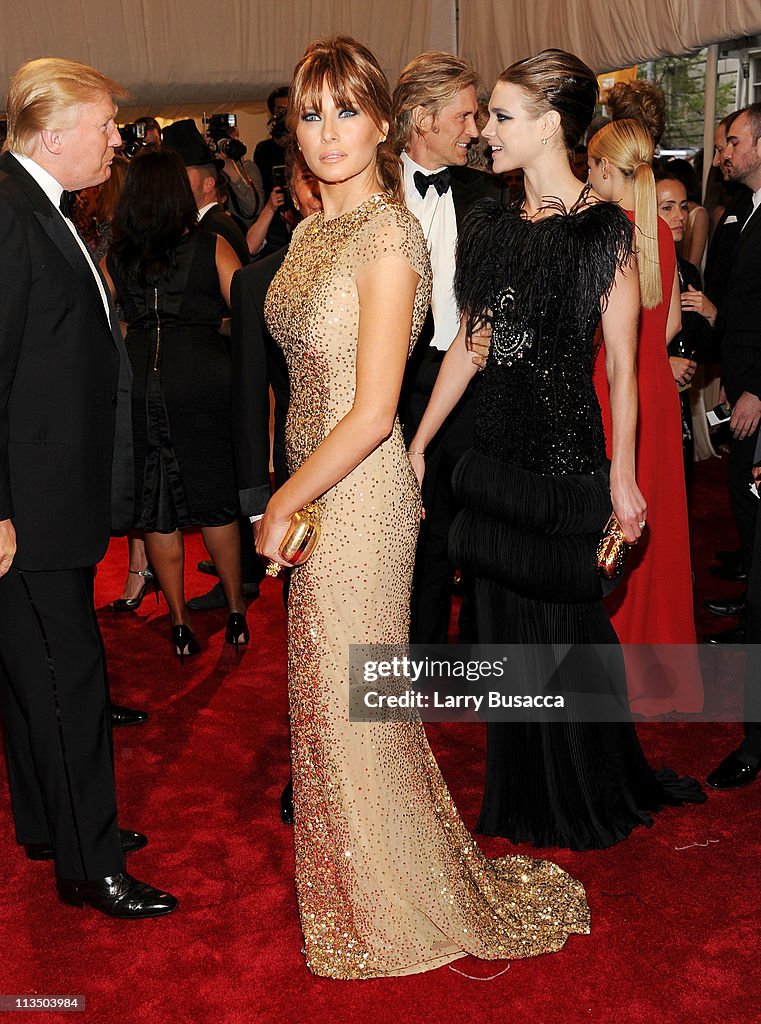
left=542, top=137, right=547, bottom=145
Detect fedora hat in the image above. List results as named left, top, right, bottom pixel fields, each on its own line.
left=162, top=119, right=224, bottom=171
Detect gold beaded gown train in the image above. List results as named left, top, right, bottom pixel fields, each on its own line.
left=264, top=194, right=590, bottom=979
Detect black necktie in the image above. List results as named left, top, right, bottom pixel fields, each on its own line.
left=413, top=168, right=451, bottom=198
left=59, top=190, right=76, bottom=219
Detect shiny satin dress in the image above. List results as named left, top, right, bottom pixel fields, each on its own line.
left=264, top=194, right=589, bottom=979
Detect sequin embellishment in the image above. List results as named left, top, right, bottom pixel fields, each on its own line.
left=264, top=194, right=590, bottom=979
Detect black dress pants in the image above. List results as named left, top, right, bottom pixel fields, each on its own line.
left=0, top=566, right=124, bottom=880
left=404, top=348, right=476, bottom=645
left=742, top=479, right=761, bottom=761
left=728, top=428, right=759, bottom=571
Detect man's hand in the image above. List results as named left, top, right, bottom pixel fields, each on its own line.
left=730, top=391, right=761, bottom=440
left=669, top=356, right=697, bottom=389
left=0, top=518, right=16, bottom=577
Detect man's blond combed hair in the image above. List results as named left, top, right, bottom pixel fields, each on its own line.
left=392, top=52, right=480, bottom=152
left=5, top=57, right=127, bottom=155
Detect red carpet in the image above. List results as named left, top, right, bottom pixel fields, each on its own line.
left=0, top=455, right=758, bottom=1024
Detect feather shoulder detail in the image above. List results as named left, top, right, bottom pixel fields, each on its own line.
left=454, top=195, right=634, bottom=336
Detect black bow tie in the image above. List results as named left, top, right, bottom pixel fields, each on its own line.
left=413, top=168, right=451, bottom=198
left=59, top=190, right=76, bottom=219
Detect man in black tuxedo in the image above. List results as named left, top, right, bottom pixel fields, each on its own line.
left=706, top=103, right=761, bottom=788
left=393, top=53, right=504, bottom=644
left=232, top=249, right=290, bottom=518
left=231, top=148, right=324, bottom=826
left=0, top=57, right=177, bottom=916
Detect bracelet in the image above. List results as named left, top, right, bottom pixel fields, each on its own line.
left=408, top=450, right=425, bottom=456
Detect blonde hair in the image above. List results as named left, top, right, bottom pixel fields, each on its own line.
left=392, top=52, right=480, bottom=152
left=588, top=118, right=662, bottom=309
left=287, top=36, right=402, bottom=204
left=5, top=57, right=127, bottom=156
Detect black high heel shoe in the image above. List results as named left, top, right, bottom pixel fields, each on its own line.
left=172, top=624, right=200, bottom=661
left=224, top=612, right=249, bottom=653
left=110, top=568, right=159, bottom=613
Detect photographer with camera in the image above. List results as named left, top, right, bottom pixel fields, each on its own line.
left=117, top=120, right=147, bottom=158
left=244, top=143, right=321, bottom=259
left=253, top=87, right=289, bottom=197
left=135, top=115, right=162, bottom=147
left=204, top=112, right=263, bottom=234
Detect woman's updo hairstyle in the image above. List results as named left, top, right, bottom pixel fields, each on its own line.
left=499, top=48, right=599, bottom=151
left=287, top=36, right=402, bottom=204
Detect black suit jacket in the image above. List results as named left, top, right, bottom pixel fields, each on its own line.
left=717, top=199, right=761, bottom=405
left=200, top=204, right=250, bottom=266
left=0, top=152, right=133, bottom=570
left=230, top=247, right=289, bottom=517
left=704, top=185, right=752, bottom=306
left=403, top=165, right=505, bottom=408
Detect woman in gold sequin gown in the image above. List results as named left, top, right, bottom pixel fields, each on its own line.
left=256, top=37, right=590, bottom=979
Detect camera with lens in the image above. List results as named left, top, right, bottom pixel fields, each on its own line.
left=268, top=110, right=289, bottom=141
left=202, top=112, right=247, bottom=161
left=118, top=121, right=146, bottom=158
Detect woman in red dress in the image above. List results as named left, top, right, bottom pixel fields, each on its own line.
left=587, top=119, right=703, bottom=714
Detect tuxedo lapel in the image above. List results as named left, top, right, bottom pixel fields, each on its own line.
left=728, top=201, right=761, bottom=274
left=33, top=208, right=114, bottom=336
left=0, top=152, right=114, bottom=339
left=450, top=171, right=471, bottom=234
left=450, top=165, right=505, bottom=233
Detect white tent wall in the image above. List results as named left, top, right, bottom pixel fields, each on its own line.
left=459, top=0, right=761, bottom=78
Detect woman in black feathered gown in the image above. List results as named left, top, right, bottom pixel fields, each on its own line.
left=408, top=49, right=704, bottom=851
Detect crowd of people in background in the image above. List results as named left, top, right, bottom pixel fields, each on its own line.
left=1, top=39, right=760, bottom=978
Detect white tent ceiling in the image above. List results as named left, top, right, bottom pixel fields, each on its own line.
left=1, top=0, right=761, bottom=116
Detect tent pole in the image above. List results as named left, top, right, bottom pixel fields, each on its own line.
left=702, top=44, right=719, bottom=203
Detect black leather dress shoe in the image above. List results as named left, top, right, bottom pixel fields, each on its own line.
left=25, top=829, right=148, bottom=862
left=197, top=559, right=218, bottom=577
left=707, top=752, right=760, bottom=789
left=715, top=548, right=743, bottom=568
left=57, top=871, right=178, bottom=918
left=702, top=624, right=747, bottom=644
left=280, top=780, right=294, bottom=825
left=709, top=564, right=748, bottom=582
left=187, top=580, right=260, bottom=611
left=110, top=703, right=149, bottom=727
left=704, top=596, right=747, bottom=617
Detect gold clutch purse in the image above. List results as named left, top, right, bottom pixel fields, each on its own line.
left=265, top=502, right=320, bottom=577
left=595, top=514, right=630, bottom=580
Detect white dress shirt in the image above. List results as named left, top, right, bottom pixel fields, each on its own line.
left=402, top=151, right=460, bottom=351
left=742, top=186, right=761, bottom=230
left=12, top=152, right=111, bottom=320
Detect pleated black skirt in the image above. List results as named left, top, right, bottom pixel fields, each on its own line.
left=450, top=449, right=704, bottom=850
